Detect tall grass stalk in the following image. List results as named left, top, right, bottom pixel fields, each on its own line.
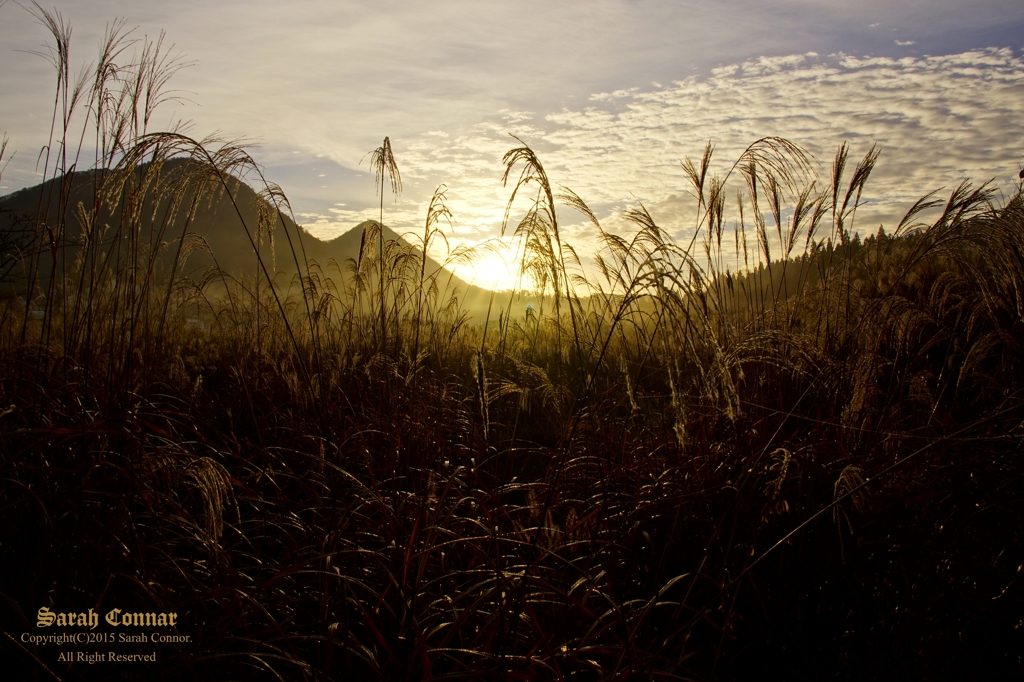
left=2, top=11, right=1022, bottom=680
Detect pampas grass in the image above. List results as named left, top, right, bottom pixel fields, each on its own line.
left=1, top=9, right=1022, bottom=681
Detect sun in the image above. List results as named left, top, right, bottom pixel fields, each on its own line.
left=446, top=239, right=535, bottom=292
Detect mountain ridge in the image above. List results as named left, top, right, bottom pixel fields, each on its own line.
left=0, top=159, right=516, bottom=320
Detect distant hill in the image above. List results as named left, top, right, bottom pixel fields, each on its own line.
left=0, top=158, right=519, bottom=322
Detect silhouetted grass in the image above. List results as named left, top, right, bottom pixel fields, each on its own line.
left=1, top=8, right=1022, bottom=681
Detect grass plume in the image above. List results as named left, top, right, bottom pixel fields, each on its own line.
left=1, top=11, right=1022, bottom=681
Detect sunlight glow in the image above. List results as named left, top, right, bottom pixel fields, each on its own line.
left=446, top=239, right=533, bottom=293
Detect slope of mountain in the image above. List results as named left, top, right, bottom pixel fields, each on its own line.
left=0, top=158, right=516, bottom=321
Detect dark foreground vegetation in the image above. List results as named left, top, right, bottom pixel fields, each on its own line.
left=2, top=8, right=1023, bottom=680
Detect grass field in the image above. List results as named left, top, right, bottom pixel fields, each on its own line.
left=1, top=8, right=1022, bottom=680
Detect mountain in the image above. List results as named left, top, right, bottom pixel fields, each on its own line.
left=0, top=158, right=517, bottom=322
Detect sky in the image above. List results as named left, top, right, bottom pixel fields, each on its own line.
left=2, top=0, right=1023, bottom=289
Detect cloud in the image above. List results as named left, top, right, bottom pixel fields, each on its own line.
left=297, top=47, right=1024, bottom=280
left=552, top=49, right=1022, bottom=221
left=3, top=2, right=1024, bottom=284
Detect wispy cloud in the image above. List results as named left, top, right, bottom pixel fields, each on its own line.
left=3, top=2, right=1023, bottom=283
left=294, top=47, right=1024, bottom=280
